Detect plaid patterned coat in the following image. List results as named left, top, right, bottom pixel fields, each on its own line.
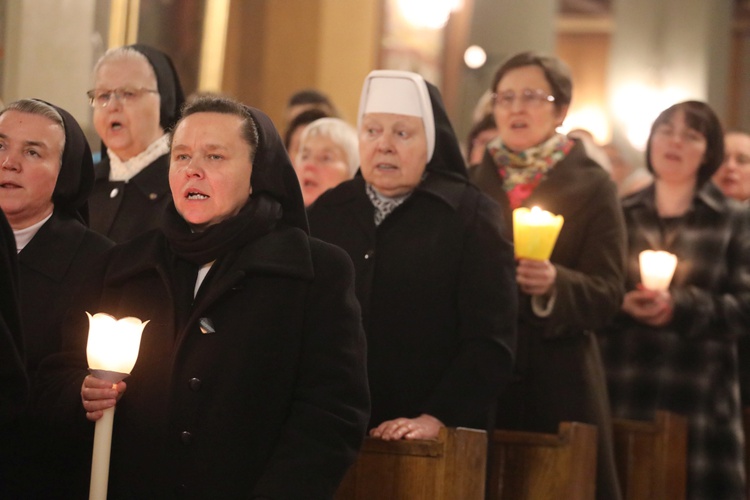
left=599, top=182, right=750, bottom=500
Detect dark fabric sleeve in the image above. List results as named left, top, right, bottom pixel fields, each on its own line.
left=0, top=212, right=27, bottom=424
left=545, top=179, right=627, bottom=337
left=671, top=207, right=750, bottom=340
left=422, top=192, right=517, bottom=428
left=251, top=241, right=370, bottom=499
left=28, top=254, right=110, bottom=436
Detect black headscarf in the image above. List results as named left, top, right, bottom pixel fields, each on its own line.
left=128, top=44, right=186, bottom=132
left=423, top=81, right=468, bottom=182
left=31, top=100, right=95, bottom=224
left=162, top=103, right=309, bottom=265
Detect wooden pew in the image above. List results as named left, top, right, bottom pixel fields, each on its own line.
left=612, top=410, right=688, bottom=500
left=334, top=427, right=487, bottom=500
left=487, top=422, right=598, bottom=500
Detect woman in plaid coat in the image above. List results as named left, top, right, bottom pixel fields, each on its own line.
left=599, top=101, right=750, bottom=500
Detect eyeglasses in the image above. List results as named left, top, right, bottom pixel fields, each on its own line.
left=492, top=89, right=556, bottom=109
left=86, top=87, right=159, bottom=108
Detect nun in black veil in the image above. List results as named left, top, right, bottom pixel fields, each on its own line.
left=0, top=98, right=113, bottom=498
left=35, top=95, right=370, bottom=498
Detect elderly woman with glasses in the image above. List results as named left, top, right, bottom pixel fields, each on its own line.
left=469, top=51, right=626, bottom=500
left=87, top=44, right=185, bottom=243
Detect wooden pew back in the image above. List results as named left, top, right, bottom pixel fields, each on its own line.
left=335, top=427, right=487, bottom=500
left=487, top=422, right=598, bottom=500
left=612, top=410, right=688, bottom=500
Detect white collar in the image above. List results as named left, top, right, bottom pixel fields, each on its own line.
left=13, top=213, right=53, bottom=252
left=108, top=134, right=170, bottom=182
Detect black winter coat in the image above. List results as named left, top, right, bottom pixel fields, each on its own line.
left=89, top=154, right=172, bottom=243
left=308, top=173, right=516, bottom=431
left=34, top=226, right=370, bottom=499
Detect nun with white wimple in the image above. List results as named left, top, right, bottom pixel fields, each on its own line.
left=309, top=70, right=517, bottom=440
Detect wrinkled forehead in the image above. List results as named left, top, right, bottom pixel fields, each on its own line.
left=95, top=55, right=158, bottom=89
left=0, top=110, right=65, bottom=152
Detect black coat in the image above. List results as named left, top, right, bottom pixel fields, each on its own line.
left=89, top=154, right=172, bottom=243
left=0, top=211, right=26, bottom=495
left=470, top=140, right=626, bottom=500
left=19, top=210, right=113, bottom=377
left=4, top=210, right=113, bottom=499
left=0, top=210, right=25, bottom=422
left=35, top=224, right=370, bottom=499
left=308, top=174, right=517, bottom=430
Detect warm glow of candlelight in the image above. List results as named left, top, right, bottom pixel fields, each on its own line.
left=513, top=206, right=565, bottom=260
left=86, top=312, right=148, bottom=500
left=639, top=250, right=678, bottom=291
left=86, top=312, right=148, bottom=378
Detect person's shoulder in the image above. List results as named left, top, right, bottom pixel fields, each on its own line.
left=309, top=177, right=364, bottom=210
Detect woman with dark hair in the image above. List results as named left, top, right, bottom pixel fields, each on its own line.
left=469, top=51, right=626, bottom=500
left=34, top=95, right=370, bottom=497
left=308, top=70, right=517, bottom=441
left=87, top=44, right=186, bottom=243
left=600, top=101, right=750, bottom=499
left=0, top=98, right=114, bottom=497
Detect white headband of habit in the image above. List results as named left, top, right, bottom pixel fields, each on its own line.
left=357, top=70, right=435, bottom=162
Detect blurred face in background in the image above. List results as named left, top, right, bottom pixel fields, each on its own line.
left=0, top=110, right=64, bottom=229
left=295, top=134, right=350, bottom=206
left=649, top=109, right=707, bottom=187
left=92, top=56, right=162, bottom=161
left=712, top=131, right=750, bottom=201
left=359, top=113, right=427, bottom=198
left=493, top=65, right=567, bottom=153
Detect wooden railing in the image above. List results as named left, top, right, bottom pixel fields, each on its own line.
left=335, top=427, right=487, bottom=500
left=487, top=422, right=598, bottom=500
left=612, top=410, right=688, bottom=500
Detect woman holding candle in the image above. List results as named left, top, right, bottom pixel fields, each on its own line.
left=308, top=70, right=517, bottom=441
left=469, top=51, right=626, bottom=500
left=34, top=95, right=370, bottom=498
left=599, top=101, right=750, bottom=499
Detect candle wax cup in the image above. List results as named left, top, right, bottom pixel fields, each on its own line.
left=513, top=207, right=564, bottom=260
left=639, top=250, right=678, bottom=291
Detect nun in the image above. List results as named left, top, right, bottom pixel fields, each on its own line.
left=87, top=44, right=186, bottom=243
left=34, top=95, right=370, bottom=498
left=0, top=98, right=114, bottom=498
left=308, top=70, right=517, bottom=440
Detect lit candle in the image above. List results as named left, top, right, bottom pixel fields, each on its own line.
left=86, top=312, right=148, bottom=500
left=513, top=206, right=565, bottom=260
left=638, top=250, right=678, bottom=291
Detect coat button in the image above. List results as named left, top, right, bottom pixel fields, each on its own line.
left=180, top=431, right=193, bottom=445
left=189, top=378, right=202, bottom=391
left=109, top=187, right=119, bottom=198
left=364, top=250, right=374, bottom=260
left=149, top=192, right=158, bottom=200
left=199, top=317, right=215, bottom=335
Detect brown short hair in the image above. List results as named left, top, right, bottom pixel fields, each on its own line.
left=490, top=51, right=573, bottom=109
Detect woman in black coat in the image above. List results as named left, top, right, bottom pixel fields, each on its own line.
left=308, top=70, right=517, bottom=440
left=0, top=99, right=113, bottom=498
left=88, top=44, right=186, bottom=243
left=0, top=209, right=27, bottom=495
left=35, top=95, right=370, bottom=499
left=469, top=52, right=626, bottom=500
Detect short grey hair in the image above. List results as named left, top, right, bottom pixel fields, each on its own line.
left=298, top=117, right=359, bottom=176
left=0, top=99, right=65, bottom=162
left=93, top=47, right=157, bottom=86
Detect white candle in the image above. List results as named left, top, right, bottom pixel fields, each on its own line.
left=639, top=250, right=678, bottom=291
left=86, top=312, right=148, bottom=500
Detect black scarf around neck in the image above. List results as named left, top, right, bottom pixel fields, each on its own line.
left=162, top=193, right=282, bottom=265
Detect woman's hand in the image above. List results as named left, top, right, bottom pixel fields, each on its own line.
left=369, top=414, right=444, bottom=441
left=621, top=286, right=673, bottom=327
left=516, top=258, right=556, bottom=296
left=81, top=375, right=127, bottom=422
